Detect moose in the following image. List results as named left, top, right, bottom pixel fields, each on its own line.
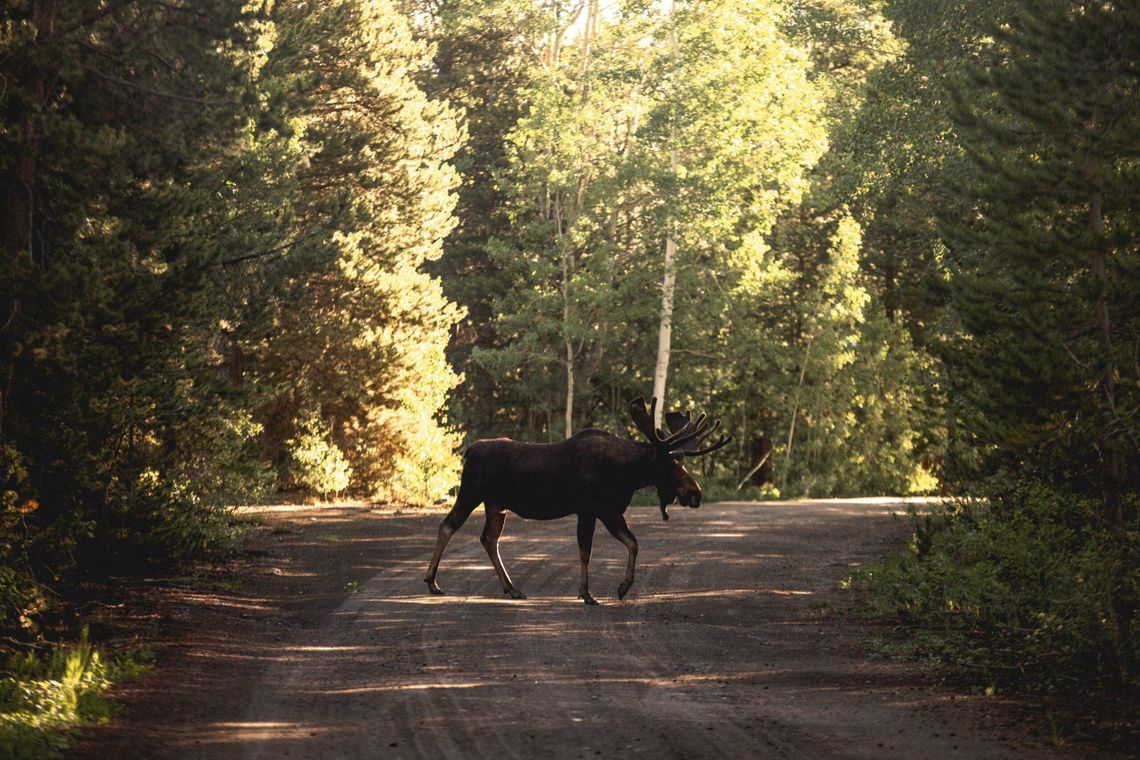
left=424, top=396, right=731, bottom=604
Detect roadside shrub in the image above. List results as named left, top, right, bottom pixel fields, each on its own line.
left=386, top=419, right=462, bottom=505
left=0, top=630, right=153, bottom=759
left=849, top=482, right=1138, bottom=697
left=0, top=448, right=46, bottom=635
left=0, top=629, right=126, bottom=759
left=81, top=397, right=272, bottom=571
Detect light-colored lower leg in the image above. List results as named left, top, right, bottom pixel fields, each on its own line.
left=577, top=515, right=598, bottom=605
left=603, top=516, right=638, bottom=600
left=424, top=522, right=455, bottom=594
left=578, top=549, right=597, bottom=605
left=618, top=539, right=638, bottom=600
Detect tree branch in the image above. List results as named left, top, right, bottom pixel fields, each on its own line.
left=80, top=62, right=235, bottom=107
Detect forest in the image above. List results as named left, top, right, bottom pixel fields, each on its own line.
left=0, top=0, right=1137, bottom=733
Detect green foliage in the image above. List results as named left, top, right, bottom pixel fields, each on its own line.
left=0, top=0, right=464, bottom=637
left=835, top=0, right=1140, bottom=713
left=0, top=630, right=151, bottom=760
left=287, top=410, right=353, bottom=498
left=851, top=485, right=1138, bottom=696
left=0, top=447, right=46, bottom=634
left=252, top=0, right=464, bottom=497
left=937, top=0, right=1140, bottom=503
left=416, top=0, right=932, bottom=498
left=381, top=402, right=464, bottom=505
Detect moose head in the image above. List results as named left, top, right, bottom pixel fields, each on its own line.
left=629, top=396, right=732, bottom=521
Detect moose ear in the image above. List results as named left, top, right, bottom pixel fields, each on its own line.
left=629, top=396, right=658, bottom=440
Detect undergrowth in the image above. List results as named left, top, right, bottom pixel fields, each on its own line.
left=846, top=483, right=1138, bottom=708
left=0, top=630, right=152, bottom=759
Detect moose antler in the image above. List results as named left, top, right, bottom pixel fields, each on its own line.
left=631, top=396, right=733, bottom=455
left=629, top=396, right=658, bottom=440
left=655, top=412, right=707, bottom=447
left=685, top=433, right=733, bottom=457
left=661, top=416, right=718, bottom=452
left=661, top=406, right=732, bottom=456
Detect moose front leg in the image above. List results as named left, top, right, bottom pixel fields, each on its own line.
left=576, top=514, right=598, bottom=605
left=602, top=515, right=638, bottom=600
left=425, top=492, right=480, bottom=594
left=481, top=507, right=525, bottom=599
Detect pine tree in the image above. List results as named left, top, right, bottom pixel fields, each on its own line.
left=942, top=0, right=1140, bottom=525
left=252, top=0, right=465, bottom=499
left=0, top=0, right=274, bottom=614
left=409, top=0, right=547, bottom=436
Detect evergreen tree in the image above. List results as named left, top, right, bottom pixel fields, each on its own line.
left=410, top=0, right=547, bottom=437
left=942, top=0, right=1140, bottom=523
left=252, top=0, right=465, bottom=500
left=0, top=0, right=274, bottom=622
left=0, top=0, right=469, bottom=631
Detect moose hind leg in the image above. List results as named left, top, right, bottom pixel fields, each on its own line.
left=481, top=507, right=525, bottom=599
left=424, top=492, right=479, bottom=595
left=577, top=514, right=598, bottom=605
left=602, top=515, right=638, bottom=600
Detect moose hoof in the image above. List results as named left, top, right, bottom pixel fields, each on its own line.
left=580, top=593, right=599, bottom=606
left=506, top=587, right=527, bottom=600
left=426, top=579, right=444, bottom=595
left=618, top=580, right=633, bottom=600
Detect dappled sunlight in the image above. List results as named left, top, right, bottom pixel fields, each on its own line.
left=313, top=669, right=777, bottom=698
left=287, top=645, right=375, bottom=653
left=321, top=681, right=487, bottom=695
left=362, top=594, right=572, bottom=608
left=256, top=568, right=319, bottom=579
left=170, top=591, right=277, bottom=614
left=634, top=588, right=761, bottom=602
left=185, top=722, right=343, bottom=746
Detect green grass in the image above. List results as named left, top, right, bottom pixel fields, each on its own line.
left=0, top=630, right=152, bottom=759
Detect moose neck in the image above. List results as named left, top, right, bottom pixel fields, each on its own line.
left=631, top=442, right=662, bottom=491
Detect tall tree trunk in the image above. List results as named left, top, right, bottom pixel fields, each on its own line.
left=557, top=193, right=574, bottom=439
left=1090, top=180, right=1131, bottom=692
left=563, top=252, right=575, bottom=439
left=780, top=340, right=811, bottom=492
left=560, top=0, right=598, bottom=440
left=1089, top=188, right=1122, bottom=532
left=652, top=235, right=676, bottom=428
left=652, top=2, right=680, bottom=429
left=4, top=1, right=55, bottom=262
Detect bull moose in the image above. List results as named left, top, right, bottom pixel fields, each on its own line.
left=424, top=396, right=731, bottom=604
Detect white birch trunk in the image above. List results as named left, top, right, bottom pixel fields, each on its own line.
left=555, top=192, right=574, bottom=439
left=563, top=247, right=575, bottom=439
left=652, top=2, right=680, bottom=430
left=652, top=235, right=676, bottom=429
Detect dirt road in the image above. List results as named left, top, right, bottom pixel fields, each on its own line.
left=73, top=500, right=1073, bottom=759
